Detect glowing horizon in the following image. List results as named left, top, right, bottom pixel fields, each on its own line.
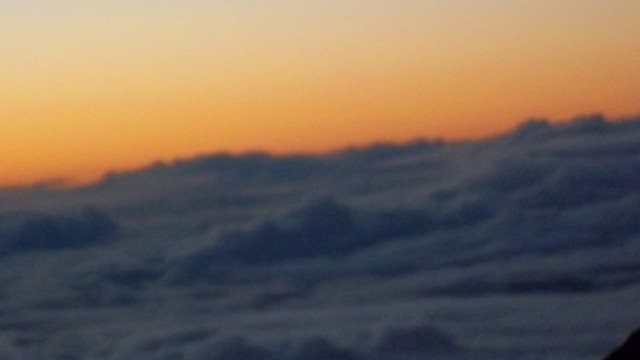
left=2, top=1, right=640, bottom=187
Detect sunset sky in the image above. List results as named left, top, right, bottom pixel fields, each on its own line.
left=2, top=1, right=639, bottom=187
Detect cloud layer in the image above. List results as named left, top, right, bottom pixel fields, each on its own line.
left=0, top=115, right=639, bottom=359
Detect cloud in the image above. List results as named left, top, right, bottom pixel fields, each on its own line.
left=187, top=337, right=273, bottom=360
left=1, top=114, right=640, bottom=359
left=286, top=337, right=364, bottom=360
left=0, top=207, right=119, bottom=253
left=374, top=324, right=459, bottom=355
left=217, top=198, right=359, bottom=264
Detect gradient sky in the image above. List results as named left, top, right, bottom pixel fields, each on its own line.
left=2, top=1, right=639, bottom=186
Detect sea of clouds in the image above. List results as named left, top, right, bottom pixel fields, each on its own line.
left=0, top=114, right=639, bottom=359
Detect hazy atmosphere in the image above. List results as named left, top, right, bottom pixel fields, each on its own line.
left=1, top=2, right=639, bottom=360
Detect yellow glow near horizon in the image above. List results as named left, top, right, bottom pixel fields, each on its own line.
left=2, top=1, right=640, bottom=187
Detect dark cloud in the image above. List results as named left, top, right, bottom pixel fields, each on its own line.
left=334, top=139, right=444, bottom=164
left=188, top=337, right=273, bottom=360
left=374, top=324, right=459, bottom=355
left=110, top=328, right=216, bottom=360
left=217, top=198, right=359, bottom=264
left=286, top=337, right=364, bottom=360
left=0, top=207, right=119, bottom=253
left=167, top=198, right=440, bottom=284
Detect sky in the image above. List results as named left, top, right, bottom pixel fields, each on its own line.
left=2, top=0, right=640, bottom=186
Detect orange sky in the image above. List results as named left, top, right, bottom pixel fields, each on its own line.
left=2, top=1, right=639, bottom=187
